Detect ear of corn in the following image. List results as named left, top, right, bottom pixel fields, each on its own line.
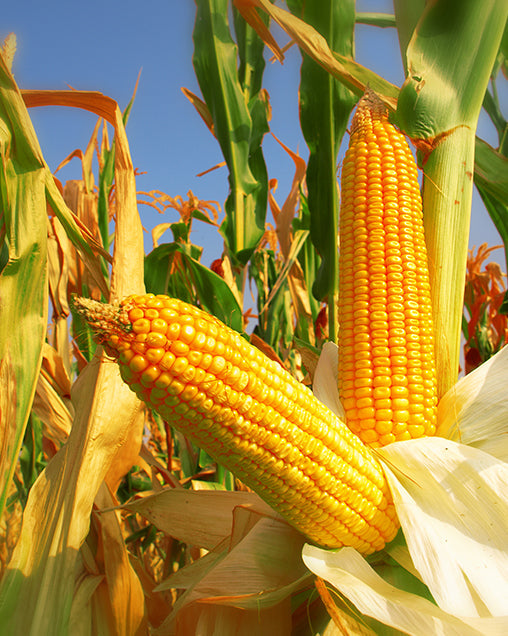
left=75, top=293, right=399, bottom=554
left=338, top=91, right=438, bottom=447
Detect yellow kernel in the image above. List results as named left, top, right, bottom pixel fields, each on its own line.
left=358, top=406, right=375, bottom=419
left=160, top=352, right=175, bottom=371
left=375, top=420, right=393, bottom=435
left=146, top=297, right=164, bottom=308
left=181, top=384, right=199, bottom=402
left=208, top=356, right=227, bottom=375
left=409, top=401, right=424, bottom=414
left=360, top=429, right=378, bottom=444
left=408, top=424, right=425, bottom=438
left=356, top=396, right=373, bottom=409
left=180, top=324, right=196, bottom=344
left=373, top=386, right=391, bottom=399
left=376, top=409, right=393, bottom=420
left=172, top=357, right=189, bottom=375
left=119, top=348, right=135, bottom=365
left=132, top=318, right=151, bottom=334
left=171, top=341, right=190, bottom=356
left=393, top=409, right=410, bottom=423
left=154, top=372, right=172, bottom=389
left=200, top=353, right=213, bottom=370
left=128, top=307, right=144, bottom=322
left=391, top=386, right=409, bottom=398
left=342, top=397, right=356, bottom=411
left=159, top=308, right=178, bottom=322
left=151, top=318, right=168, bottom=334
left=359, top=417, right=377, bottom=431
left=355, top=378, right=373, bottom=389
left=373, top=375, right=391, bottom=387
left=379, top=433, right=396, bottom=446
left=146, top=332, right=167, bottom=348
left=141, top=366, right=161, bottom=386
left=167, top=323, right=181, bottom=340
left=145, top=308, right=159, bottom=320
left=108, top=334, right=120, bottom=347
left=372, top=346, right=390, bottom=357
left=129, top=355, right=149, bottom=373
left=145, top=348, right=165, bottom=364
left=167, top=379, right=185, bottom=396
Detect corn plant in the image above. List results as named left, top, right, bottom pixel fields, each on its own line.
left=0, top=1, right=508, bottom=635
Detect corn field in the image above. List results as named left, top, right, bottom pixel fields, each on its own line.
left=1, top=1, right=508, bottom=635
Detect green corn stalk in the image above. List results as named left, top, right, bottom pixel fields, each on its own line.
left=395, top=0, right=508, bottom=396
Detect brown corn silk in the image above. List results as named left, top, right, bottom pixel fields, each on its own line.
left=338, top=92, right=438, bottom=447
left=75, top=294, right=399, bottom=554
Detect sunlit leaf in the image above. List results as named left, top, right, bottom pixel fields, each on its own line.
left=436, top=344, right=508, bottom=462
left=234, top=0, right=399, bottom=108
left=0, top=84, right=145, bottom=633
left=123, top=488, right=274, bottom=550
left=303, top=545, right=507, bottom=636
left=378, top=437, right=508, bottom=618
left=0, top=55, right=47, bottom=520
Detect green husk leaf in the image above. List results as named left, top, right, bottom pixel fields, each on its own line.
left=303, top=545, right=504, bottom=635
left=379, top=437, right=508, bottom=618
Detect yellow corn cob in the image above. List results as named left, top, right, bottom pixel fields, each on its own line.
left=338, top=91, right=438, bottom=447
left=75, top=293, right=399, bottom=554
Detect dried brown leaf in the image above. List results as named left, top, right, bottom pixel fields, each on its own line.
left=91, top=484, right=147, bottom=636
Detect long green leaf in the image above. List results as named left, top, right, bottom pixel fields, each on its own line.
left=145, top=243, right=243, bottom=331
left=287, top=0, right=357, bottom=344
left=474, top=137, right=508, bottom=270
left=193, top=0, right=267, bottom=266
left=0, top=56, right=47, bottom=520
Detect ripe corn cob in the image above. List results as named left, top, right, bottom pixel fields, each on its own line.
left=75, top=293, right=399, bottom=554
left=338, top=91, right=438, bottom=447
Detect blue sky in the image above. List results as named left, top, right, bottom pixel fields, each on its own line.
left=2, top=0, right=505, bottom=269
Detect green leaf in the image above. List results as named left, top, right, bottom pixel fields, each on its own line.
left=145, top=243, right=243, bottom=331
left=393, top=0, right=425, bottom=70
left=397, top=0, right=507, bottom=136
left=355, top=12, right=396, bottom=29
left=287, top=0, right=357, bottom=344
left=193, top=0, right=268, bottom=265
left=500, top=289, right=508, bottom=315
left=258, top=229, right=309, bottom=315
left=0, top=56, right=48, bottom=519
left=474, top=137, right=508, bottom=270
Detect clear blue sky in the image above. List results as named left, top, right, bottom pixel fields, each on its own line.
left=2, top=0, right=505, bottom=268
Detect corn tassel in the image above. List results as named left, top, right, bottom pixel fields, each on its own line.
left=75, top=293, right=399, bottom=554
left=338, top=91, right=438, bottom=447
